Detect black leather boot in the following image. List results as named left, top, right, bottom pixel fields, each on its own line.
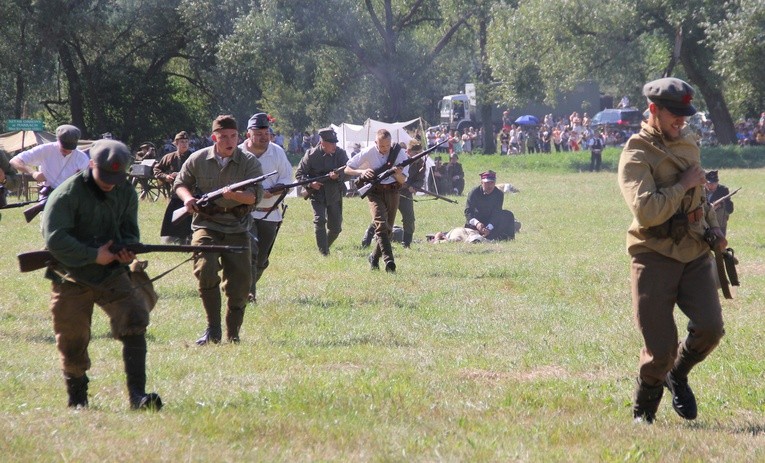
left=66, top=374, right=89, bottom=408
left=402, top=232, right=413, bottom=248
left=198, top=288, right=222, bottom=345
left=226, top=307, right=245, bottom=343
left=360, top=225, right=375, bottom=248
left=664, top=347, right=704, bottom=420
left=633, top=378, right=663, bottom=424
left=123, top=334, right=162, bottom=411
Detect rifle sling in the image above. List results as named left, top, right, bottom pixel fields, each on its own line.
left=714, top=250, right=732, bottom=299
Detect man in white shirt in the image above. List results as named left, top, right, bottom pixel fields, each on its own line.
left=239, top=112, right=293, bottom=303
left=10, top=124, right=89, bottom=190
left=345, top=129, right=408, bottom=272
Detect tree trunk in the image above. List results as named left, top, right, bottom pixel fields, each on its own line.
left=57, top=44, right=87, bottom=136
left=477, top=15, right=495, bottom=154
left=680, top=37, right=736, bottom=145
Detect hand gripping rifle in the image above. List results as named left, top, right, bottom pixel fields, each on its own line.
left=711, top=187, right=740, bottom=211
left=356, top=139, right=448, bottom=199
left=299, top=166, right=347, bottom=200
left=18, top=243, right=247, bottom=273
left=171, top=170, right=278, bottom=224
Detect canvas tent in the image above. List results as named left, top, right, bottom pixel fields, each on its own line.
left=0, top=130, right=95, bottom=153
left=0, top=130, right=56, bottom=153
left=330, top=117, right=422, bottom=151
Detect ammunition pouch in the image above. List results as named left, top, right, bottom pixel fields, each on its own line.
left=647, top=211, right=689, bottom=244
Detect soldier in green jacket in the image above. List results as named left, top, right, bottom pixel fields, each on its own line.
left=43, top=140, right=162, bottom=411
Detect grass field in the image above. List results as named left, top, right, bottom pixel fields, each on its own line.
left=1, top=148, right=764, bottom=462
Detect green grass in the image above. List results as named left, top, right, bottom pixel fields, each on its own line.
left=1, top=148, right=764, bottom=462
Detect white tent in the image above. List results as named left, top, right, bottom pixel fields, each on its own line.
left=331, top=117, right=422, bottom=152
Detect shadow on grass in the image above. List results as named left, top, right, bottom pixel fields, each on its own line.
left=26, top=331, right=158, bottom=344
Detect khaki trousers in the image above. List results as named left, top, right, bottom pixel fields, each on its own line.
left=192, top=228, right=251, bottom=317
left=630, top=252, right=725, bottom=386
left=51, top=271, right=152, bottom=378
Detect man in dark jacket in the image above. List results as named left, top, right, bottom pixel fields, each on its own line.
left=704, top=170, right=734, bottom=236
left=43, top=140, right=162, bottom=410
left=464, top=170, right=515, bottom=241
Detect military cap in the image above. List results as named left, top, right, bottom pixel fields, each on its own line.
left=318, top=127, right=338, bottom=143
left=56, top=124, right=81, bottom=150
left=212, top=115, right=238, bottom=132
left=480, top=170, right=497, bottom=182
left=705, top=170, right=719, bottom=183
left=247, top=112, right=270, bottom=130
left=643, top=77, right=697, bottom=116
left=139, top=142, right=155, bottom=149
left=174, top=131, right=189, bottom=141
left=90, top=140, right=131, bottom=185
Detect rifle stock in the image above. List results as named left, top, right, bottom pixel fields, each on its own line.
left=171, top=170, right=278, bottom=224
left=23, top=200, right=46, bottom=222
left=299, top=166, right=346, bottom=200
left=18, top=243, right=247, bottom=273
left=711, top=187, right=740, bottom=210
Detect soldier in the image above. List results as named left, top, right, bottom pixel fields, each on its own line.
left=360, top=139, right=425, bottom=248
left=10, top=125, right=89, bottom=207
left=174, top=115, right=263, bottom=344
left=345, top=129, right=408, bottom=272
left=618, top=77, right=726, bottom=424
left=239, top=113, right=292, bottom=302
left=295, top=127, right=348, bottom=255
left=464, top=170, right=516, bottom=241
left=42, top=140, right=162, bottom=410
left=154, top=131, right=193, bottom=244
left=704, top=170, right=734, bottom=236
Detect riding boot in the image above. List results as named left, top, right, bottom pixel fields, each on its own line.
left=378, top=233, right=396, bottom=273
left=226, top=306, right=245, bottom=343
left=632, top=377, right=663, bottom=424
left=197, top=287, right=222, bottom=345
left=360, top=225, right=375, bottom=248
left=402, top=232, right=413, bottom=248
left=315, top=228, right=329, bottom=256
left=65, top=374, right=89, bottom=408
left=327, top=231, right=339, bottom=249
left=123, top=334, right=162, bottom=411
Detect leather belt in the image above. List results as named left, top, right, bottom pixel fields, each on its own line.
left=687, top=206, right=704, bottom=224
left=254, top=207, right=273, bottom=212
left=373, top=183, right=401, bottom=191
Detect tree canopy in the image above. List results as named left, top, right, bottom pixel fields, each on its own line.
left=0, top=0, right=761, bottom=147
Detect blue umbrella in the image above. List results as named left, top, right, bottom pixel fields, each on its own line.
left=514, top=115, right=539, bottom=126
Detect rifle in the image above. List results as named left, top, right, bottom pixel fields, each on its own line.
left=703, top=229, right=739, bottom=300
left=711, top=187, right=740, bottom=210
left=1, top=199, right=40, bottom=210
left=23, top=185, right=54, bottom=223
left=299, top=166, right=347, bottom=200
left=171, top=170, right=278, bottom=224
left=18, top=243, right=247, bottom=273
left=408, top=185, right=458, bottom=204
left=356, top=139, right=448, bottom=199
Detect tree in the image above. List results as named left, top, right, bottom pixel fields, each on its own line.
left=707, top=0, right=765, bottom=118
left=487, top=0, right=739, bottom=144
left=217, top=0, right=475, bottom=132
